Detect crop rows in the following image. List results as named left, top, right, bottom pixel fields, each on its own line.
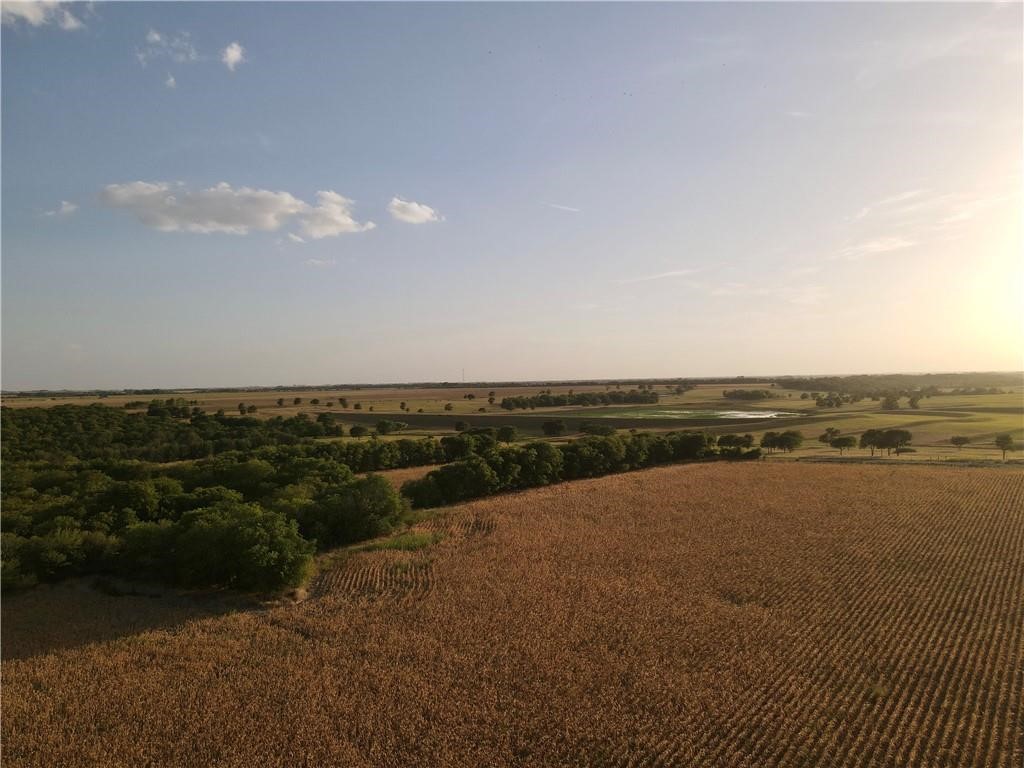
left=2, top=463, right=1021, bottom=767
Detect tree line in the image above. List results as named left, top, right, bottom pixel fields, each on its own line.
left=500, top=389, right=659, bottom=410
left=401, top=431, right=760, bottom=508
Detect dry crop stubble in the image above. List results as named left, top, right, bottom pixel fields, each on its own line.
left=3, top=463, right=1022, bottom=767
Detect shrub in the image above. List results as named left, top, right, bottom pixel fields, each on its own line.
left=175, top=502, right=314, bottom=591
left=298, top=476, right=405, bottom=549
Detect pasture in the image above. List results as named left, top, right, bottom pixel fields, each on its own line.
left=3, top=462, right=1021, bottom=767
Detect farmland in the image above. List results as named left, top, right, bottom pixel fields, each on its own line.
left=3, top=462, right=1022, bottom=767
left=4, top=378, right=1022, bottom=460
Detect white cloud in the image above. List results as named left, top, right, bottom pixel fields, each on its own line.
left=58, top=8, right=80, bottom=30
left=2, top=1, right=82, bottom=29
left=102, top=181, right=307, bottom=235
left=44, top=200, right=78, bottom=217
left=300, top=191, right=376, bottom=239
left=388, top=196, right=441, bottom=224
left=102, top=181, right=376, bottom=239
left=136, top=29, right=198, bottom=66
left=304, top=258, right=336, bottom=268
left=545, top=203, right=581, bottom=213
left=616, top=268, right=696, bottom=284
left=221, top=42, right=245, bottom=71
left=164, top=73, right=176, bottom=89
left=287, top=233, right=305, bottom=244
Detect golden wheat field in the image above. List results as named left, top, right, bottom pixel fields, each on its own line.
left=3, top=463, right=1022, bottom=767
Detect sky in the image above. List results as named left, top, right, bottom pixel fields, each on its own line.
left=2, top=1, right=1021, bottom=390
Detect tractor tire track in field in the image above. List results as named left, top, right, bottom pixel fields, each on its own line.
left=307, top=509, right=497, bottom=602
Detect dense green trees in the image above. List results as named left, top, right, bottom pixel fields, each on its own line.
left=402, top=430, right=729, bottom=509
left=1, top=405, right=345, bottom=464
left=375, top=420, right=408, bottom=435
left=0, top=406, right=452, bottom=592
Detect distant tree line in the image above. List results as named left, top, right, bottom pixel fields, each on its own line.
left=500, top=389, right=659, bottom=410
left=1, top=405, right=346, bottom=464
left=722, top=389, right=772, bottom=400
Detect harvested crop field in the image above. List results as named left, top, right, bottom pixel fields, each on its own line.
left=3, top=463, right=1022, bottom=767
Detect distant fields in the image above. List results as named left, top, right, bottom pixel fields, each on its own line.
left=3, top=462, right=1021, bottom=767
left=6, top=382, right=1021, bottom=461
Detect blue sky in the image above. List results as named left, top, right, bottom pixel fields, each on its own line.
left=2, top=1, right=1021, bottom=389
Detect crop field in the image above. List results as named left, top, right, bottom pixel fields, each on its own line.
left=3, top=462, right=1022, bottom=767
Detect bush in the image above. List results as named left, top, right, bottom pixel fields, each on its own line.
left=297, top=476, right=405, bottom=549
left=175, top=502, right=314, bottom=591
left=542, top=420, right=566, bottom=437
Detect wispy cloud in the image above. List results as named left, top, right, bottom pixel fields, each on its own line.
left=287, top=233, right=305, bottom=244
left=852, top=189, right=928, bottom=222
left=304, top=258, right=336, bottom=268
left=44, top=200, right=78, bottom=217
left=848, top=7, right=1021, bottom=88
left=136, top=29, right=199, bottom=66
left=616, top=268, right=696, bottom=284
left=164, top=73, right=176, bottom=89
left=784, top=110, right=811, bottom=119
left=2, top=1, right=83, bottom=30
left=837, top=236, right=917, bottom=260
left=545, top=203, right=581, bottom=213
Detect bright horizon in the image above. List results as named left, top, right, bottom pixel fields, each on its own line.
left=3, top=2, right=1022, bottom=390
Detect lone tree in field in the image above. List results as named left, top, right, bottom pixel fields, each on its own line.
left=881, top=395, right=900, bottom=410
left=444, top=403, right=453, bottom=411
left=995, top=434, right=1018, bottom=461
left=542, top=419, right=566, bottom=437
left=276, top=398, right=285, bottom=407
left=349, top=425, right=368, bottom=438
left=818, top=427, right=841, bottom=445
left=293, top=397, right=302, bottom=405
left=830, top=436, right=857, bottom=455
left=950, top=436, right=970, bottom=451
